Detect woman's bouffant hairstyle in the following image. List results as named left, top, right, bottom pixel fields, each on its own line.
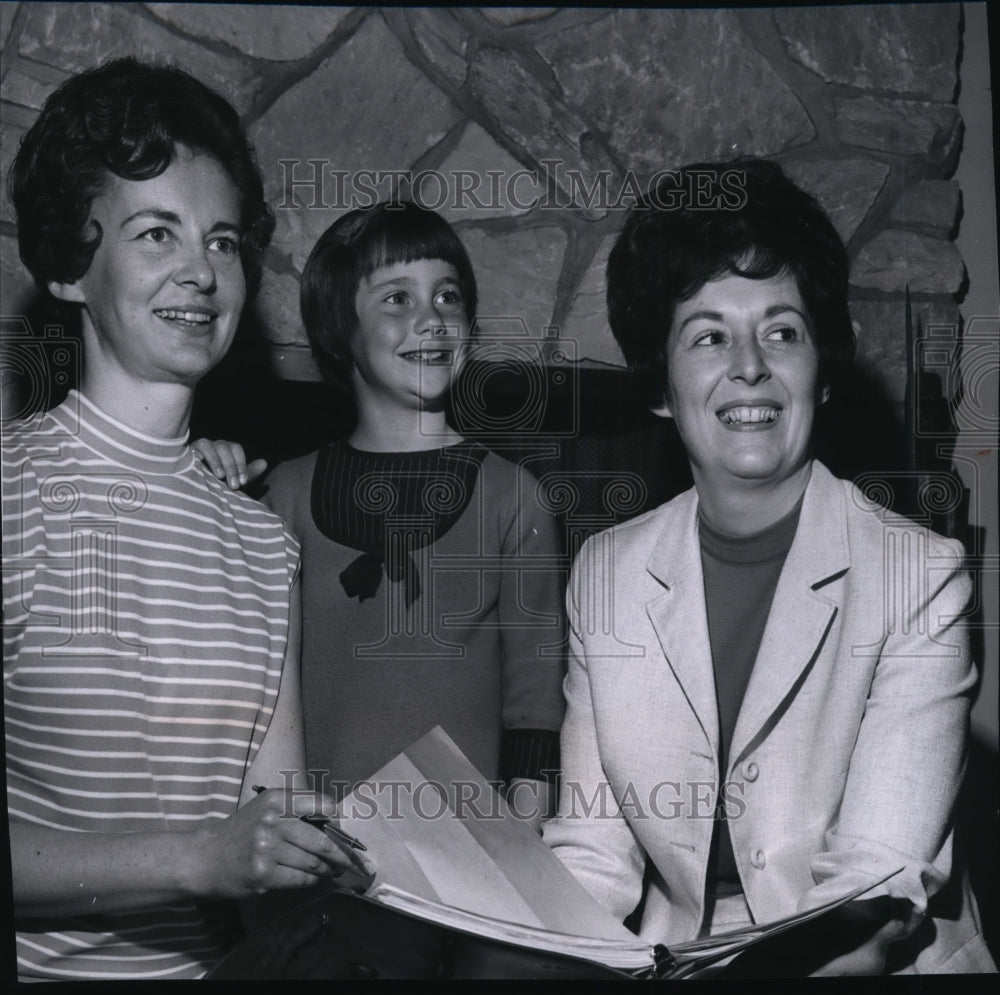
left=300, top=201, right=477, bottom=392
left=8, top=57, right=274, bottom=297
left=607, top=157, right=856, bottom=407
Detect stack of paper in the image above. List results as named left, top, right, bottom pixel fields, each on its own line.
left=338, top=725, right=642, bottom=944
left=335, top=726, right=901, bottom=978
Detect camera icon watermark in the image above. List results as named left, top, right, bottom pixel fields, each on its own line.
left=451, top=317, right=579, bottom=437
left=853, top=470, right=966, bottom=528
left=916, top=316, right=998, bottom=444
left=1, top=317, right=81, bottom=424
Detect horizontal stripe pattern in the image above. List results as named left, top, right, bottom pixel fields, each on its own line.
left=3, top=392, right=299, bottom=979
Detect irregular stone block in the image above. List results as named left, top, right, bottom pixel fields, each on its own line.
left=776, top=3, right=959, bottom=102
left=250, top=14, right=463, bottom=271
left=536, top=8, right=814, bottom=176
left=851, top=230, right=965, bottom=295
left=0, top=106, right=34, bottom=225
left=17, top=2, right=263, bottom=116
left=1, top=233, right=38, bottom=316
left=468, top=45, right=621, bottom=220
left=1, top=66, right=60, bottom=111
left=434, top=122, right=536, bottom=222
left=481, top=8, right=559, bottom=27
left=145, top=3, right=352, bottom=61
left=782, top=158, right=889, bottom=245
left=389, top=7, right=470, bottom=88
left=888, top=179, right=960, bottom=234
left=0, top=2, right=20, bottom=50
left=832, top=95, right=962, bottom=169
left=460, top=225, right=567, bottom=345
left=561, top=235, right=626, bottom=368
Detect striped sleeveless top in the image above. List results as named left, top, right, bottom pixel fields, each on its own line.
left=2, top=391, right=300, bottom=979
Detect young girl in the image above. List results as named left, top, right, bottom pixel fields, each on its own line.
left=200, top=202, right=566, bottom=825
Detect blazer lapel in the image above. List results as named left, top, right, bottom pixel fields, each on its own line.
left=729, top=463, right=851, bottom=769
left=644, top=490, right=720, bottom=757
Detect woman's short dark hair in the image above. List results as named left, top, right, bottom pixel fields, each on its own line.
left=607, top=157, right=855, bottom=407
left=300, top=201, right=477, bottom=391
left=8, top=57, right=274, bottom=297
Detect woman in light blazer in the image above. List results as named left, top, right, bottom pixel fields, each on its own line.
left=542, top=158, right=994, bottom=975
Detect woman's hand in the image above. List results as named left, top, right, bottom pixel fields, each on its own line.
left=725, top=897, right=914, bottom=978
left=194, top=788, right=375, bottom=899
left=9, top=792, right=375, bottom=918
left=806, top=897, right=916, bottom=976
left=193, top=438, right=267, bottom=490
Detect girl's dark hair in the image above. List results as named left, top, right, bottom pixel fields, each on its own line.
left=8, top=57, right=274, bottom=296
left=300, top=201, right=477, bottom=391
left=607, top=157, right=855, bottom=406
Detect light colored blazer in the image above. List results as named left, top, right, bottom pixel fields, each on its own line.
left=543, top=461, right=994, bottom=973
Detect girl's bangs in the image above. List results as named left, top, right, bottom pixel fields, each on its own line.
left=359, top=218, right=465, bottom=277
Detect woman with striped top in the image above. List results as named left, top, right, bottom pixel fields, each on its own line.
left=3, top=59, right=372, bottom=981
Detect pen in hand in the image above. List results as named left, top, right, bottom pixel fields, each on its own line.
left=251, top=784, right=368, bottom=851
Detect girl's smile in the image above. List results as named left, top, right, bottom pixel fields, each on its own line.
left=351, top=257, right=468, bottom=410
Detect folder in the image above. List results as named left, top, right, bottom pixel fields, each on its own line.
left=208, top=726, right=902, bottom=979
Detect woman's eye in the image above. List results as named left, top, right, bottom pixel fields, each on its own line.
left=384, top=291, right=408, bottom=305
left=437, top=289, right=463, bottom=306
left=692, top=330, right=725, bottom=346
left=765, top=325, right=800, bottom=343
left=139, top=227, right=172, bottom=244
left=208, top=236, right=239, bottom=255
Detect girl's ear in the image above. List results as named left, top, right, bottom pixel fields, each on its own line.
left=48, top=279, right=86, bottom=304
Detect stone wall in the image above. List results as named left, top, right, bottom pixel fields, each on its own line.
left=1, top=2, right=970, bottom=414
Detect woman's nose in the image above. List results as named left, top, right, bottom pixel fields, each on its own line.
left=174, top=247, right=216, bottom=292
left=729, top=335, right=770, bottom=384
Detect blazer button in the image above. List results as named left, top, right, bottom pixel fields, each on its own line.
left=750, top=848, right=766, bottom=869
left=742, top=761, right=759, bottom=782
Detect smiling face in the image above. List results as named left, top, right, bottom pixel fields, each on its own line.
left=656, top=270, right=824, bottom=505
left=49, top=147, right=245, bottom=393
left=350, top=257, right=468, bottom=414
